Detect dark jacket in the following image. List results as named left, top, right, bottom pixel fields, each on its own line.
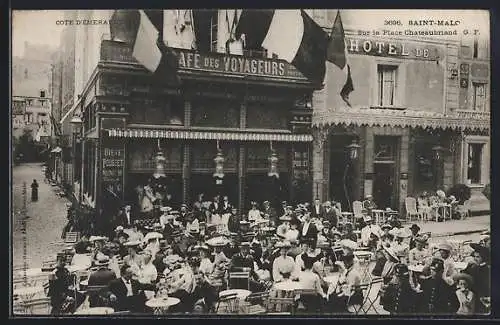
left=310, top=205, right=324, bottom=219
left=299, top=221, right=318, bottom=243
left=108, top=278, right=156, bottom=312
left=324, top=208, right=339, bottom=227
left=88, top=268, right=117, bottom=286
left=418, top=277, right=459, bottom=314
left=262, top=207, right=278, bottom=225
left=47, top=266, right=73, bottom=308
left=463, top=263, right=490, bottom=298
left=227, top=214, right=241, bottom=233
left=380, top=281, right=417, bottom=314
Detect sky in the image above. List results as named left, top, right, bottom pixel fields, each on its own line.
left=11, top=9, right=490, bottom=57
left=12, top=10, right=65, bottom=57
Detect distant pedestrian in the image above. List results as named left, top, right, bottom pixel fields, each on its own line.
left=31, top=179, right=39, bottom=202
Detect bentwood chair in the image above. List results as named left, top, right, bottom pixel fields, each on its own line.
left=405, top=197, right=423, bottom=222
left=265, top=297, right=296, bottom=315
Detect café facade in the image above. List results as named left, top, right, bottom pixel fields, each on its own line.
left=73, top=39, right=316, bottom=217
left=311, top=32, right=490, bottom=213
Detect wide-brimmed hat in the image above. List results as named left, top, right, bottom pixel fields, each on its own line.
left=240, top=220, right=250, bottom=225
left=206, top=236, right=229, bottom=247
left=160, top=206, right=171, bottom=212
left=165, top=214, right=176, bottom=220
left=240, top=242, right=251, bottom=248
left=163, top=254, right=182, bottom=265
left=383, top=246, right=400, bottom=262
left=279, top=215, right=292, bottom=221
left=437, top=242, right=453, bottom=252
left=469, top=243, right=490, bottom=261
left=410, top=224, right=421, bottom=232
left=89, top=235, right=108, bottom=242
left=381, top=223, right=392, bottom=230
left=124, top=240, right=142, bottom=247
left=396, top=228, right=412, bottom=238
left=276, top=241, right=292, bottom=249
left=115, top=226, right=124, bottom=232
left=339, top=239, right=358, bottom=251
left=144, top=232, right=163, bottom=242
left=453, top=273, right=474, bottom=286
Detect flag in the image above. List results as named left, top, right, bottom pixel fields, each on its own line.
left=327, top=11, right=354, bottom=107
left=192, top=10, right=217, bottom=53
left=110, top=9, right=178, bottom=79
left=163, top=10, right=196, bottom=49
left=261, top=10, right=328, bottom=84
left=235, top=9, right=275, bottom=51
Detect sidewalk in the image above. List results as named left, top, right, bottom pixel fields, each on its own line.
left=405, top=215, right=490, bottom=237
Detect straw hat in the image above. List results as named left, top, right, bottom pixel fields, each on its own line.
left=279, top=215, right=292, bottom=221
left=95, top=255, right=110, bottom=266
left=124, top=240, right=142, bottom=247
left=276, top=241, right=292, bottom=249
left=453, top=273, right=474, bottom=286
left=437, top=242, right=453, bottom=252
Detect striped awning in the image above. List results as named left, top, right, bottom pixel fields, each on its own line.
left=106, top=128, right=313, bottom=142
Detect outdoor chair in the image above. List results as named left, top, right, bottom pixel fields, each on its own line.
left=417, top=198, right=432, bottom=221
left=352, top=201, right=365, bottom=227
left=15, top=297, right=51, bottom=315
left=215, top=292, right=239, bottom=314
left=243, top=291, right=269, bottom=314
left=228, top=271, right=250, bottom=290
left=455, top=200, right=471, bottom=220
left=348, top=281, right=373, bottom=315
left=64, top=232, right=80, bottom=244
left=405, top=197, right=423, bottom=222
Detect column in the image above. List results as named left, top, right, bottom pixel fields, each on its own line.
left=238, top=100, right=246, bottom=213
left=238, top=146, right=245, bottom=214
left=183, top=99, right=191, bottom=204
left=182, top=144, right=191, bottom=205
left=312, top=126, right=329, bottom=201
left=363, top=128, right=374, bottom=198
left=399, top=129, right=410, bottom=212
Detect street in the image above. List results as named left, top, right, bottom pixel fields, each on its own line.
left=12, top=163, right=69, bottom=269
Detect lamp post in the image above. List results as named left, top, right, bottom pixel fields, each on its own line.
left=213, top=140, right=225, bottom=194
left=343, top=140, right=360, bottom=211
left=70, top=115, right=83, bottom=205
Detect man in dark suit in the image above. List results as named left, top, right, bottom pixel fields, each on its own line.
left=209, top=195, right=221, bottom=214
left=87, top=255, right=117, bottom=307
left=310, top=198, right=324, bottom=220
left=323, top=201, right=339, bottom=228
left=262, top=200, right=278, bottom=226
left=221, top=196, right=232, bottom=214
left=229, top=242, right=265, bottom=292
left=115, top=205, right=134, bottom=229
left=418, top=258, right=459, bottom=314
left=108, top=265, right=157, bottom=313
left=227, top=207, right=241, bottom=233
left=299, top=212, right=318, bottom=246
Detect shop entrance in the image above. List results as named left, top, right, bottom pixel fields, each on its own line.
left=190, top=173, right=238, bottom=206
left=372, top=136, right=399, bottom=210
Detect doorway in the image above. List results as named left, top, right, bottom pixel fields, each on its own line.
left=329, top=135, right=356, bottom=209
left=373, top=163, right=396, bottom=209
left=372, top=136, right=400, bottom=209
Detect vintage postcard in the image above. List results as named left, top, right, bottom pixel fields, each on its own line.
left=10, top=9, right=491, bottom=317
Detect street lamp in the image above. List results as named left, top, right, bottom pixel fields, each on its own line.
left=213, top=140, right=225, bottom=186
left=344, top=139, right=360, bottom=211
left=267, top=141, right=279, bottom=179
left=70, top=115, right=84, bottom=204
left=432, top=145, right=446, bottom=161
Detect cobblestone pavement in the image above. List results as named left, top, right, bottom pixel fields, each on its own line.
left=12, top=163, right=70, bottom=269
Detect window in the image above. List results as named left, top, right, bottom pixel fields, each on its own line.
left=473, top=38, right=478, bottom=58
left=39, top=100, right=46, bottom=107
left=467, top=143, right=484, bottom=184
left=377, top=65, right=398, bottom=106
left=210, top=13, right=218, bottom=52
left=24, top=113, right=33, bottom=123
left=40, top=90, right=46, bottom=98
left=472, top=83, right=486, bottom=111
left=26, top=99, right=33, bottom=106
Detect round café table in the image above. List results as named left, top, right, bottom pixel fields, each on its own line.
left=219, top=289, right=252, bottom=300
left=145, top=297, right=180, bottom=315
left=74, top=307, right=114, bottom=315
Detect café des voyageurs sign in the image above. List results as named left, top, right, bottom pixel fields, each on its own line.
left=173, top=49, right=307, bottom=80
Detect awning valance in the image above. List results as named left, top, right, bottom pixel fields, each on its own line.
left=105, top=128, right=313, bottom=142
left=313, top=107, right=490, bottom=131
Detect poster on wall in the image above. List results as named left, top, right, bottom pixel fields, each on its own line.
left=102, top=145, right=125, bottom=204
